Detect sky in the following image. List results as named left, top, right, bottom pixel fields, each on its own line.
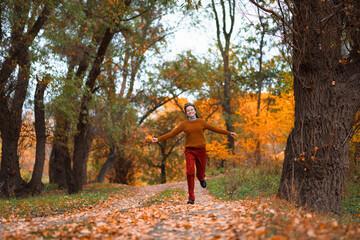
left=162, top=6, right=217, bottom=59
left=162, top=1, right=263, bottom=59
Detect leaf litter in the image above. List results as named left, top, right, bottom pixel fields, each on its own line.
left=0, top=180, right=359, bottom=239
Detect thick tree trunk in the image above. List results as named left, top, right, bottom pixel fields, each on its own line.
left=113, top=147, right=135, bottom=184
left=0, top=48, right=31, bottom=198
left=94, top=145, right=117, bottom=183
left=0, top=2, right=54, bottom=198
left=0, top=124, right=28, bottom=198
left=278, top=1, right=360, bottom=214
left=278, top=89, right=356, bottom=214
left=71, top=28, right=115, bottom=193
left=28, top=79, right=48, bottom=196
left=49, top=52, right=89, bottom=189
left=49, top=140, right=71, bottom=188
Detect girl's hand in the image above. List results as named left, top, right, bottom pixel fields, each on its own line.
left=230, top=132, right=236, bottom=137
left=151, top=137, right=158, bottom=143
left=146, top=135, right=156, bottom=142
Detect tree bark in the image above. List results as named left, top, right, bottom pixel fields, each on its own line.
left=49, top=138, right=71, bottom=188
left=0, top=49, right=31, bottom=197
left=254, top=13, right=265, bottom=166
left=81, top=126, right=95, bottom=184
left=71, top=28, right=115, bottom=193
left=49, top=50, right=90, bottom=190
left=28, top=79, right=48, bottom=196
left=0, top=2, right=54, bottom=198
left=160, top=161, right=166, bottom=184
left=0, top=5, right=50, bottom=86
left=112, top=147, right=135, bottom=184
left=278, top=1, right=360, bottom=214
left=211, top=0, right=236, bottom=153
left=94, top=145, right=117, bottom=183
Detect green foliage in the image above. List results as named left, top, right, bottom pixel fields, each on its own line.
left=231, top=1, right=291, bottom=96
left=139, top=103, right=186, bottom=184
left=208, top=167, right=281, bottom=201
left=145, top=188, right=186, bottom=207
left=147, top=51, right=208, bottom=98
left=206, top=167, right=225, bottom=176
left=43, top=183, right=59, bottom=192
left=0, top=183, right=126, bottom=218
left=342, top=181, right=360, bottom=217
left=208, top=166, right=360, bottom=220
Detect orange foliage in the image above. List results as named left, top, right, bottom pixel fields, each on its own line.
left=234, top=92, right=294, bottom=164
left=193, top=99, right=242, bottom=165
left=206, top=137, right=233, bottom=161
left=14, top=111, right=51, bottom=181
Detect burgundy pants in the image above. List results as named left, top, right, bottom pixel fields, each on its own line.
left=185, top=147, right=207, bottom=201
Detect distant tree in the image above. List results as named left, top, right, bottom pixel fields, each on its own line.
left=234, top=3, right=290, bottom=165
left=92, top=0, right=179, bottom=184
left=46, top=0, right=172, bottom=193
left=47, top=0, right=98, bottom=190
left=142, top=100, right=187, bottom=184
left=210, top=0, right=236, bottom=152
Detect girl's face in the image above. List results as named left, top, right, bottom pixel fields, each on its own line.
left=186, top=106, right=196, bottom=118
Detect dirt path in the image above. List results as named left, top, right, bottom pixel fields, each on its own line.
left=1, top=181, right=359, bottom=239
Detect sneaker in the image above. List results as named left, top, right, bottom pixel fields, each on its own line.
left=200, top=180, right=207, bottom=188
left=187, top=200, right=195, bottom=204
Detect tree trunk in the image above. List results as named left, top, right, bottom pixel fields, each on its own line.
left=160, top=160, right=166, bottom=184
left=49, top=50, right=90, bottom=189
left=71, top=28, right=115, bottom=193
left=0, top=47, right=31, bottom=198
left=211, top=0, right=236, bottom=153
left=28, top=79, right=48, bottom=196
left=0, top=121, right=28, bottom=197
left=49, top=139, right=71, bottom=189
left=278, top=1, right=360, bottom=214
left=82, top=126, right=95, bottom=184
left=113, top=147, right=135, bottom=184
left=94, top=145, right=117, bottom=183
left=254, top=18, right=265, bottom=166
left=0, top=5, right=50, bottom=87
left=223, top=59, right=235, bottom=152
left=0, top=2, right=54, bottom=198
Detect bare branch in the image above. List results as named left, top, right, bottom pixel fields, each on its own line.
left=248, top=0, right=297, bottom=35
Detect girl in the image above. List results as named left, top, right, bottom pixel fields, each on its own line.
left=151, top=102, right=236, bottom=204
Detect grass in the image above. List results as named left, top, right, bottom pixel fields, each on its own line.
left=208, top=166, right=360, bottom=221
left=145, top=188, right=186, bottom=207
left=342, top=180, right=360, bottom=217
left=208, top=166, right=281, bottom=201
left=0, top=183, right=126, bottom=219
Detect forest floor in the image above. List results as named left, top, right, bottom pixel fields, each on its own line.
left=0, top=180, right=359, bottom=239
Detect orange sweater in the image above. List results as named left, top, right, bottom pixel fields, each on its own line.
left=157, top=118, right=231, bottom=148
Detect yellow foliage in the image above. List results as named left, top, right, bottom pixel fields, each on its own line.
left=234, top=92, right=294, bottom=163
left=206, top=138, right=232, bottom=161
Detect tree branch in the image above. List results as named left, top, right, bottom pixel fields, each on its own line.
left=248, top=0, right=297, bottom=35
